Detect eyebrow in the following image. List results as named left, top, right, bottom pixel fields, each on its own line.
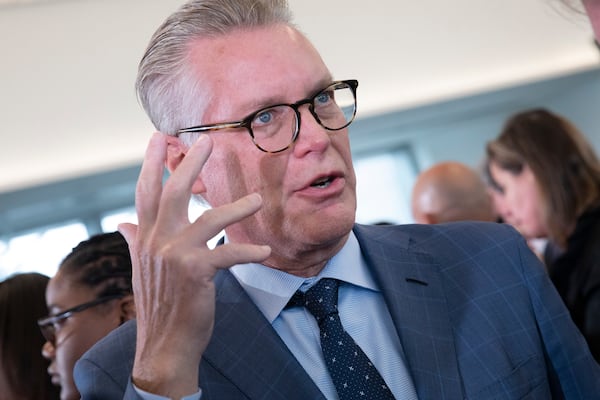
left=46, top=305, right=63, bottom=314
left=46, top=300, right=70, bottom=314
left=240, top=77, right=334, bottom=115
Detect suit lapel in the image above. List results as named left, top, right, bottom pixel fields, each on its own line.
left=202, top=270, right=325, bottom=400
left=204, top=225, right=464, bottom=399
left=354, top=225, right=464, bottom=399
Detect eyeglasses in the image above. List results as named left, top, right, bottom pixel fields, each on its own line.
left=37, top=294, right=125, bottom=344
left=176, top=79, right=358, bottom=154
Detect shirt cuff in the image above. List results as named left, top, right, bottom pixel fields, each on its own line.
left=133, top=382, right=202, bottom=400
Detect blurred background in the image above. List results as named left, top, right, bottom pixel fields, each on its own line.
left=1, top=0, right=598, bottom=278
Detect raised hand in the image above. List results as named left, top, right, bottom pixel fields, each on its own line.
left=118, top=133, right=271, bottom=398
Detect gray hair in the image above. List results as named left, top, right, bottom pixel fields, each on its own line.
left=135, top=0, right=294, bottom=141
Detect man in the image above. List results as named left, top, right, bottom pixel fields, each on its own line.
left=74, top=1, right=600, bottom=399
left=411, top=161, right=497, bottom=224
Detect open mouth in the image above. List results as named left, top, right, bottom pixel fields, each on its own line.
left=310, top=176, right=334, bottom=188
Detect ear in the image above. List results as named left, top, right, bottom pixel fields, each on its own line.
left=423, top=213, right=438, bottom=224
left=119, top=295, right=136, bottom=323
left=164, top=135, right=206, bottom=195
left=165, top=134, right=187, bottom=173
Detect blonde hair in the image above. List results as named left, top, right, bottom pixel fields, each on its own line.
left=135, top=0, right=293, bottom=137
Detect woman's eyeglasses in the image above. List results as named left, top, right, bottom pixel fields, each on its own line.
left=37, top=294, right=125, bottom=344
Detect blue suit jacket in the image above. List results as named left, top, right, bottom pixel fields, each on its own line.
left=75, top=222, right=600, bottom=399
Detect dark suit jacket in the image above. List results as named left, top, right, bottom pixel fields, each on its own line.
left=74, top=222, right=600, bottom=399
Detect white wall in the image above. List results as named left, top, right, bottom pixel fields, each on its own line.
left=0, top=0, right=597, bottom=192
left=349, top=68, right=600, bottom=173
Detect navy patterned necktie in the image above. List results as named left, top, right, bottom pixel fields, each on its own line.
left=287, top=278, right=396, bottom=400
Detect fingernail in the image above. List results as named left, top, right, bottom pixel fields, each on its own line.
left=250, top=192, right=262, bottom=204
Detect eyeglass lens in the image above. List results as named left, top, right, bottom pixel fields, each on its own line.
left=250, top=81, right=356, bottom=152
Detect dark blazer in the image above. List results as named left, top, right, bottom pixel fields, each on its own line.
left=74, top=222, right=600, bottom=399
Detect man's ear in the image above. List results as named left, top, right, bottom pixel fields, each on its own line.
left=164, top=135, right=206, bottom=195
left=165, top=135, right=187, bottom=173
left=119, top=295, right=136, bottom=323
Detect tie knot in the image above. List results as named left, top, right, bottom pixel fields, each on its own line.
left=288, top=278, right=340, bottom=323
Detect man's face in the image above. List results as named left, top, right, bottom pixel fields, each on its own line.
left=180, top=25, right=357, bottom=265
left=583, top=0, right=600, bottom=41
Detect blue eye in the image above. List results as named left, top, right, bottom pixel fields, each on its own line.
left=315, top=91, right=331, bottom=105
left=255, top=110, right=273, bottom=125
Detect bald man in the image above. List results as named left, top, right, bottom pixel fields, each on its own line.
left=411, top=161, right=498, bottom=224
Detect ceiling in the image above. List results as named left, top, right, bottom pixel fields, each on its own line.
left=0, top=0, right=597, bottom=193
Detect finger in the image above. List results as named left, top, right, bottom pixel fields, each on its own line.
left=157, top=135, right=213, bottom=232
left=117, top=222, right=138, bottom=246
left=136, top=133, right=168, bottom=234
left=183, top=192, right=264, bottom=246
left=208, top=243, right=272, bottom=269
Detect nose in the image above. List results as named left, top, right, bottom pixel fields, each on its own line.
left=490, top=190, right=510, bottom=218
left=292, top=105, right=332, bottom=157
left=42, top=340, right=56, bottom=360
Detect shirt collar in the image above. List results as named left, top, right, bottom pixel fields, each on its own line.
left=229, top=231, right=379, bottom=323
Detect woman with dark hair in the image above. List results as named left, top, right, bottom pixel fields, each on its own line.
left=39, top=231, right=134, bottom=400
left=485, top=108, right=600, bottom=361
left=0, top=272, right=60, bottom=400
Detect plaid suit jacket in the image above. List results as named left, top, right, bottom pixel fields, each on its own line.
left=75, top=222, right=600, bottom=399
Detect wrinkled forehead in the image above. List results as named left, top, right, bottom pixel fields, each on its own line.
left=186, top=24, right=333, bottom=120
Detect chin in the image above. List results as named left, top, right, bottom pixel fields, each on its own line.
left=521, top=229, right=545, bottom=241
left=61, top=389, right=79, bottom=400
left=304, top=209, right=355, bottom=242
